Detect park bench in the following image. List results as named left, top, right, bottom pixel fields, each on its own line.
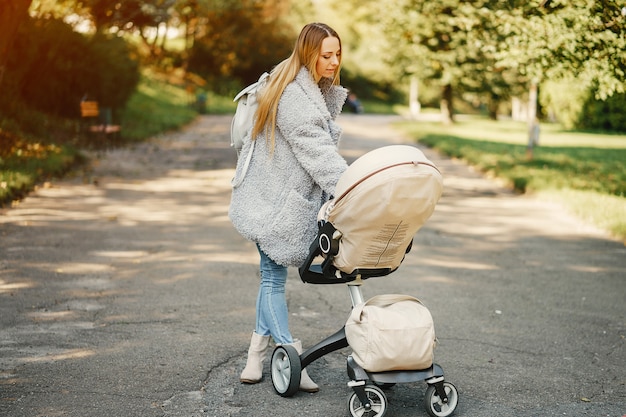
left=80, top=100, right=121, bottom=140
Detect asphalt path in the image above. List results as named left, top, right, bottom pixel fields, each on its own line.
left=1, top=114, right=624, bottom=417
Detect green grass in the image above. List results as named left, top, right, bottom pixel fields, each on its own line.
left=120, top=75, right=199, bottom=142
left=359, top=99, right=399, bottom=115
left=1, top=73, right=200, bottom=206
left=0, top=139, right=82, bottom=205
left=396, top=117, right=626, bottom=240
left=120, top=72, right=240, bottom=142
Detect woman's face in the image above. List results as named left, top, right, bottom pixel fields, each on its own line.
left=316, top=36, right=341, bottom=79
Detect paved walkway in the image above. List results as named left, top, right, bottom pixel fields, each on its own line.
left=1, top=114, right=624, bottom=417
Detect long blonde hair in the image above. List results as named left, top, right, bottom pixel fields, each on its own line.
left=251, top=22, right=342, bottom=149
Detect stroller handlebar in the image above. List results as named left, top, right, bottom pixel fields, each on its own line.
left=298, top=223, right=399, bottom=285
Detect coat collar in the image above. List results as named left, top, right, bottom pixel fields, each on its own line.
left=294, top=67, right=347, bottom=119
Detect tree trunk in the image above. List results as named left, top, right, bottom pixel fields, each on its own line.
left=0, top=0, right=33, bottom=88
left=527, top=81, right=538, bottom=124
left=440, top=84, right=454, bottom=124
left=487, top=93, right=500, bottom=120
left=487, top=106, right=498, bottom=120
left=160, top=22, right=169, bottom=51
left=409, top=76, right=421, bottom=119
left=526, top=80, right=539, bottom=160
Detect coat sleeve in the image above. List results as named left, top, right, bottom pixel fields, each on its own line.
left=276, top=86, right=348, bottom=196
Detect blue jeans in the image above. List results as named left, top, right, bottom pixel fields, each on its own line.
left=255, top=245, right=293, bottom=344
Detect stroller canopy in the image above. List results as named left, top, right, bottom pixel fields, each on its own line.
left=319, top=145, right=443, bottom=275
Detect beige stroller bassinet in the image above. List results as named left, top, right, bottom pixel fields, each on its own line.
left=302, top=144, right=443, bottom=281
left=271, top=145, right=459, bottom=417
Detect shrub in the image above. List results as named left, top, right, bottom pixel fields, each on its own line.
left=88, top=32, right=141, bottom=111
left=3, top=16, right=139, bottom=122
left=540, top=79, right=588, bottom=129
left=578, top=92, right=626, bottom=133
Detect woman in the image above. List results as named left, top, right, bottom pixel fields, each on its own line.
left=229, top=22, right=349, bottom=392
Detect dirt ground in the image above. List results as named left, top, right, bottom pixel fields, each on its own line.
left=1, top=114, right=624, bottom=417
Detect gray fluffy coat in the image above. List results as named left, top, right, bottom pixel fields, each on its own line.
left=229, top=67, right=348, bottom=266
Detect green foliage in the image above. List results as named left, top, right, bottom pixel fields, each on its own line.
left=540, top=78, right=588, bottom=129
left=88, top=0, right=164, bottom=33
left=119, top=74, right=197, bottom=142
left=399, top=119, right=626, bottom=196
left=497, top=0, right=626, bottom=99
left=542, top=79, right=626, bottom=132
left=0, top=129, right=81, bottom=206
left=578, top=92, right=626, bottom=133
left=88, top=33, right=141, bottom=109
left=3, top=16, right=139, bottom=121
left=369, top=0, right=534, bottom=120
left=5, top=17, right=91, bottom=118
left=345, top=100, right=397, bottom=115
left=342, top=0, right=624, bottom=126
left=340, top=68, right=404, bottom=103
left=187, top=0, right=295, bottom=93
left=18, top=0, right=624, bottom=133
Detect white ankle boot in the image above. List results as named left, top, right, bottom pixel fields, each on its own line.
left=290, top=339, right=319, bottom=393
left=240, top=332, right=271, bottom=384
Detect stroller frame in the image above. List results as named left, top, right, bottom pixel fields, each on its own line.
left=269, top=225, right=459, bottom=417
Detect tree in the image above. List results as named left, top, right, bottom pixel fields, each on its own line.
left=377, top=0, right=486, bottom=123
left=0, top=0, right=33, bottom=87
left=496, top=0, right=626, bottom=100
left=187, top=0, right=294, bottom=91
left=5, top=16, right=139, bottom=119
left=340, top=0, right=624, bottom=125
left=453, top=3, right=530, bottom=119
left=86, top=0, right=177, bottom=58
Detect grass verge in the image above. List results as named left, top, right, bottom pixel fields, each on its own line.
left=120, top=74, right=199, bottom=142
left=0, top=133, right=83, bottom=206
left=1, top=73, right=200, bottom=207
left=396, top=117, right=626, bottom=241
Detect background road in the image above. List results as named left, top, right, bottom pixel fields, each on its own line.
left=1, top=114, right=624, bottom=417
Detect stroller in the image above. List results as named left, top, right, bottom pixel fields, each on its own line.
left=269, top=145, right=459, bottom=417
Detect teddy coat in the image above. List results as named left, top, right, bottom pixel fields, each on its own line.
left=229, top=67, right=348, bottom=267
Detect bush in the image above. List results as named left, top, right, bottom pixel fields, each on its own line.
left=4, top=17, right=90, bottom=119
left=578, top=92, right=626, bottom=133
left=0, top=129, right=82, bottom=206
left=340, top=68, right=405, bottom=104
left=120, top=74, right=197, bottom=142
left=2, top=16, right=139, bottom=122
left=540, top=79, right=588, bottom=129
left=88, top=33, right=141, bottom=111
left=540, top=79, right=626, bottom=133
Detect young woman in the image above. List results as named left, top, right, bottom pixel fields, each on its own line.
left=229, top=22, right=349, bottom=392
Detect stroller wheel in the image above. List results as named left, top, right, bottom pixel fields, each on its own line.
left=347, top=384, right=388, bottom=417
left=425, top=381, right=458, bottom=417
left=270, top=345, right=301, bottom=397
